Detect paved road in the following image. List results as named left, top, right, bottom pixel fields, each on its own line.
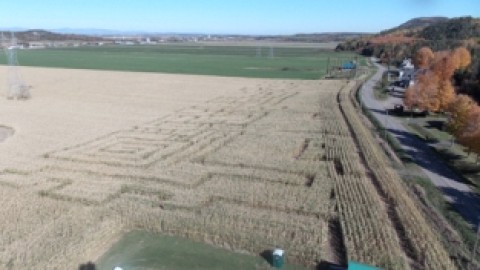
left=360, top=59, right=480, bottom=228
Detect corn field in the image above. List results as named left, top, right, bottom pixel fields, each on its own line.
left=0, top=67, right=455, bottom=269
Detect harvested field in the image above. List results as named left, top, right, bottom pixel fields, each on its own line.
left=0, top=66, right=453, bottom=269
left=0, top=126, right=13, bottom=142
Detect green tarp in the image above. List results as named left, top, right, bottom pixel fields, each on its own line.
left=348, top=261, right=380, bottom=270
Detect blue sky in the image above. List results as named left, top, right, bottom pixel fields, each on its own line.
left=0, top=0, right=479, bottom=34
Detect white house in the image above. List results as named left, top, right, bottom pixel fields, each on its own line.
left=400, top=58, right=415, bottom=70
left=398, top=58, right=417, bottom=85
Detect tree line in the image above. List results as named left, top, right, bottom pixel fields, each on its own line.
left=404, top=46, right=480, bottom=158
left=336, top=17, right=480, bottom=101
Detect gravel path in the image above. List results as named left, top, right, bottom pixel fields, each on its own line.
left=360, top=58, right=480, bottom=228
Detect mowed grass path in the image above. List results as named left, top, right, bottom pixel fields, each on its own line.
left=96, top=231, right=308, bottom=270
left=2, top=44, right=361, bottom=79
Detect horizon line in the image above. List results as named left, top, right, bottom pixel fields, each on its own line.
left=0, top=27, right=375, bottom=37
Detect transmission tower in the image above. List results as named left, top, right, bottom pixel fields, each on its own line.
left=256, top=46, right=262, bottom=58
left=2, top=32, right=30, bottom=100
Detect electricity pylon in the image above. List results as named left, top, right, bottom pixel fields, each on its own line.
left=2, top=32, right=30, bottom=100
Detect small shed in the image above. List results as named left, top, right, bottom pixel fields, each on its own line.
left=342, top=61, right=357, bottom=70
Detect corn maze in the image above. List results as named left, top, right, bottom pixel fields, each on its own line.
left=0, top=71, right=454, bottom=269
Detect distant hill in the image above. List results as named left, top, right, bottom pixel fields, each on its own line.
left=381, top=17, right=448, bottom=34
left=51, top=28, right=129, bottom=36
left=0, top=29, right=102, bottom=42
left=277, top=33, right=372, bottom=43
left=420, top=16, right=480, bottom=40
left=336, top=16, right=480, bottom=103
left=1, top=29, right=103, bottom=42
left=0, top=28, right=371, bottom=44
left=336, top=16, right=480, bottom=60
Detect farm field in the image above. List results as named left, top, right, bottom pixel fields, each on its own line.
left=0, top=66, right=453, bottom=269
left=0, top=44, right=361, bottom=79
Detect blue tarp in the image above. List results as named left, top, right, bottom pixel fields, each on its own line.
left=342, top=62, right=356, bottom=69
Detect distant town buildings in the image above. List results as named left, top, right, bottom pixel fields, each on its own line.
left=2, top=31, right=278, bottom=51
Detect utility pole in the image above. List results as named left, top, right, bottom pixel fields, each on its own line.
left=351, top=57, right=357, bottom=79
left=326, top=57, right=330, bottom=78
left=0, top=32, right=5, bottom=47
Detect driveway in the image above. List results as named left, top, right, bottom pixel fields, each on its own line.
left=360, top=59, right=480, bottom=228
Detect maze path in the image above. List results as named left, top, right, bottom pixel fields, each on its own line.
left=1, top=161, right=330, bottom=219
left=42, top=179, right=120, bottom=205
left=43, top=86, right=292, bottom=170
left=13, top=87, right=344, bottom=218
left=0, top=82, right=345, bottom=268
left=127, top=200, right=327, bottom=266
left=182, top=201, right=326, bottom=262
left=0, top=171, right=37, bottom=188
left=34, top=158, right=315, bottom=191
left=2, top=84, right=338, bottom=212
left=145, top=174, right=331, bottom=217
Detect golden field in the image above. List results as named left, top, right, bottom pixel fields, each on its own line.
left=0, top=66, right=453, bottom=269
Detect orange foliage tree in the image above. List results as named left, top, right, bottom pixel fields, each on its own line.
left=458, top=106, right=480, bottom=159
left=405, top=47, right=472, bottom=112
left=437, top=80, right=456, bottom=111
left=453, top=47, right=472, bottom=69
left=406, top=46, right=478, bottom=158
left=414, top=47, right=434, bottom=69
left=447, top=94, right=476, bottom=137
left=431, top=53, right=456, bottom=111
left=404, top=72, right=439, bottom=111
left=404, top=86, right=419, bottom=109
left=431, top=51, right=458, bottom=82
